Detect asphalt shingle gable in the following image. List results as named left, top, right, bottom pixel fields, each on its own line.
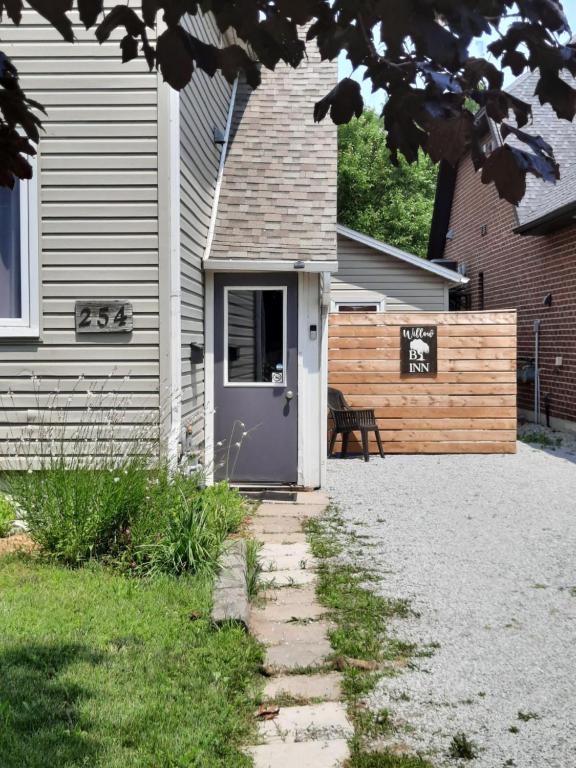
left=506, top=69, right=576, bottom=226
left=210, top=44, right=337, bottom=263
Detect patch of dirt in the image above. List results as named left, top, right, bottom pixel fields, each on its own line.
left=0, top=534, right=36, bottom=556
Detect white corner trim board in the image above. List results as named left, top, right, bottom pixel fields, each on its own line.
left=157, top=75, right=182, bottom=463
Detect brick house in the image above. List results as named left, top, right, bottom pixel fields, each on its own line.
left=428, top=70, right=576, bottom=433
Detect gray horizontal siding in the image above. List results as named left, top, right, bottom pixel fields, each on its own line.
left=0, top=7, right=160, bottom=464
left=333, top=235, right=449, bottom=312
left=179, top=13, right=233, bottom=459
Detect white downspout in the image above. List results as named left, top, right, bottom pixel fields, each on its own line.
left=203, top=77, right=239, bottom=262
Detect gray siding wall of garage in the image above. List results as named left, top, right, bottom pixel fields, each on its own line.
left=0, top=6, right=161, bottom=465
left=178, top=15, right=233, bottom=458
left=333, top=234, right=449, bottom=312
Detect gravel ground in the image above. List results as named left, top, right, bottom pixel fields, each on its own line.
left=326, top=433, right=576, bottom=768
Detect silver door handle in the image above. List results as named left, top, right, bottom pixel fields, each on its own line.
left=285, top=390, right=294, bottom=400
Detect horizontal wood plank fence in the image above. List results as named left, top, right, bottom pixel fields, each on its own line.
left=328, top=311, right=517, bottom=454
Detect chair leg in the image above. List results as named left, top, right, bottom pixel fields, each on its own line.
left=329, top=429, right=337, bottom=457
left=361, top=430, right=370, bottom=462
left=375, top=428, right=385, bottom=458
left=341, top=432, right=350, bottom=458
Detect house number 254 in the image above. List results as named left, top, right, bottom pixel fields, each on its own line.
left=75, top=301, right=134, bottom=334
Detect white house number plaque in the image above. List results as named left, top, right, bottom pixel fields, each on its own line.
left=75, top=301, right=133, bottom=334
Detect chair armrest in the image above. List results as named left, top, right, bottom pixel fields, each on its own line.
left=329, top=408, right=376, bottom=428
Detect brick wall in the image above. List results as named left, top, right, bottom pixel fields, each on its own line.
left=443, top=154, right=576, bottom=425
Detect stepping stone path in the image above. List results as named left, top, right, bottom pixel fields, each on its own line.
left=246, top=492, right=352, bottom=768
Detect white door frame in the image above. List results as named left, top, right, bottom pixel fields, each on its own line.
left=204, top=269, right=326, bottom=487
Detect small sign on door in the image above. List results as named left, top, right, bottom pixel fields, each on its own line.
left=400, top=326, right=437, bottom=376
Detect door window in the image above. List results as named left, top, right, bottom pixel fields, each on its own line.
left=225, top=287, right=286, bottom=386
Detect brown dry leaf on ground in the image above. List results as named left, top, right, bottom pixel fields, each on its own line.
left=256, top=704, right=280, bottom=721
left=0, top=534, right=35, bottom=557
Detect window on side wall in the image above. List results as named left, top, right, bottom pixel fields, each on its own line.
left=332, top=299, right=385, bottom=313
left=0, top=163, right=39, bottom=337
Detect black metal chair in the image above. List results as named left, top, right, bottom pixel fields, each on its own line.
left=328, top=387, right=385, bottom=462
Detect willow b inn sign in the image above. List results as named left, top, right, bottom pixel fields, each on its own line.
left=401, top=326, right=438, bottom=376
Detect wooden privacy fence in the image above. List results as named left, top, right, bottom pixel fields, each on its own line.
left=328, top=311, right=517, bottom=454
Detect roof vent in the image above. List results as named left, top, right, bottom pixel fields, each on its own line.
left=431, top=258, right=459, bottom=272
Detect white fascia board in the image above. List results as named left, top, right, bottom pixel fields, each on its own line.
left=336, top=224, right=469, bottom=285
left=204, top=259, right=339, bottom=273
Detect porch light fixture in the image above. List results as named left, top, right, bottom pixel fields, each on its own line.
left=293, top=260, right=305, bottom=269
left=213, top=126, right=226, bottom=146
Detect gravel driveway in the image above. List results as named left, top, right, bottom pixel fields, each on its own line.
left=326, top=437, right=576, bottom=767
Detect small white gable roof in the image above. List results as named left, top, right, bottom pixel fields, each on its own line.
left=337, top=224, right=469, bottom=285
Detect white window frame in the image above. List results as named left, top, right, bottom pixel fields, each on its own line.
left=223, top=285, right=287, bottom=388
left=331, top=298, right=385, bottom=313
left=0, top=156, right=40, bottom=337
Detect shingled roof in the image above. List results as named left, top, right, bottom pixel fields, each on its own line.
left=428, top=67, right=576, bottom=256
left=506, top=69, right=576, bottom=232
left=209, top=45, right=337, bottom=264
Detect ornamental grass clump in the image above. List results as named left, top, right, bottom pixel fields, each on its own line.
left=131, top=476, right=247, bottom=576
left=0, top=376, right=250, bottom=573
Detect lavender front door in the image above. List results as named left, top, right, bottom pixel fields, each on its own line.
left=213, top=273, right=299, bottom=484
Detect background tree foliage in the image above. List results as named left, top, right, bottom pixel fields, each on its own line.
left=0, top=0, right=575, bottom=203
left=338, top=111, right=437, bottom=258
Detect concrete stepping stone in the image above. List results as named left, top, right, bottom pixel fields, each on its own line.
left=250, top=617, right=332, bottom=646
left=259, top=569, right=316, bottom=587
left=251, top=601, right=326, bottom=623
left=263, top=640, right=333, bottom=674
left=258, top=702, right=353, bottom=744
left=255, top=531, right=308, bottom=544
left=248, top=739, right=349, bottom=768
left=295, top=490, right=330, bottom=506
left=260, top=542, right=312, bottom=558
left=250, top=517, right=304, bottom=534
left=257, top=502, right=327, bottom=519
left=263, top=672, right=343, bottom=702
left=260, top=584, right=319, bottom=605
left=261, top=555, right=315, bottom=573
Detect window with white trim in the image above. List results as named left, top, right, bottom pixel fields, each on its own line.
left=0, top=164, right=39, bottom=337
left=331, top=298, right=385, bottom=313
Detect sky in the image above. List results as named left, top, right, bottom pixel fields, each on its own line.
left=338, top=3, right=576, bottom=113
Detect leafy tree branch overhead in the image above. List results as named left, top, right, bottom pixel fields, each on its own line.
left=0, top=0, right=575, bottom=203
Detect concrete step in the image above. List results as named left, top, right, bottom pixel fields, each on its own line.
left=250, top=517, right=304, bottom=535
left=255, top=531, right=308, bottom=544
left=251, top=601, right=326, bottom=623
left=248, top=739, right=349, bottom=768
left=295, top=490, right=330, bottom=506
left=258, top=702, right=353, bottom=744
left=263, top=640, right=333, bottom=674
left=259, top=569, right=316, bottom=587
left=250, top=617, right=332, bottom=646
left=263, top=672, right=343, bottom=702
left=260, top=542, right=313, bottom=571
left=257, top=502, right=326, bottom=519
left=260, top=584, right=319, bottom=605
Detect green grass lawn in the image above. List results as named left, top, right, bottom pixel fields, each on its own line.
left=0, top=555, right=263, bottom=768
